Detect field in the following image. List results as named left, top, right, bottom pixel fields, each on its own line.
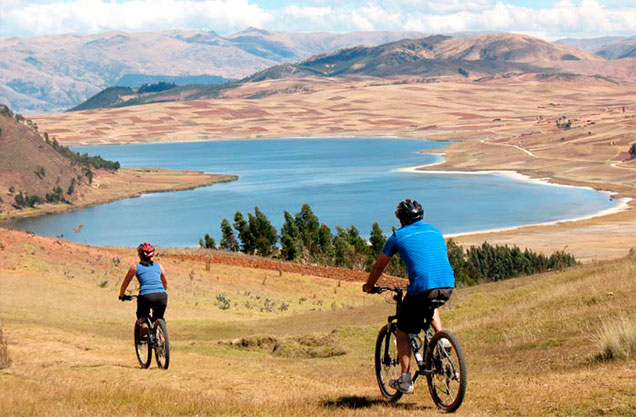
left=1, top=228, right=635, bottom=416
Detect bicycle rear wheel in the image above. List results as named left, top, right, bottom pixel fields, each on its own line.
left=425, top=330, right=467, bottom=412
left=374, top=324, right=403, bottom=402
left=154, top=318, right=170, bottom=370
left=134, top=319, right=152, bottom=369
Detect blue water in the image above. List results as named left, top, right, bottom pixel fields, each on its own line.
left=11, top=138, right=616, bottom=247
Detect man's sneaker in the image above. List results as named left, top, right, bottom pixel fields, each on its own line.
left=389, top=374, right=414, bottom=394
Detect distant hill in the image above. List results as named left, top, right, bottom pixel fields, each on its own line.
left=0, top=29, right=426, bottom=113
left=248, top=33, right=599, bottom=80
left=0, top=105, right=117, bottom=213
left=70, top=33, right=624, bottom=111
left=555, top=36, right=636, bottom=59
left=595, top=39, right=636, bottom=59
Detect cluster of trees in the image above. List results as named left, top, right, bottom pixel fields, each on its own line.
left=13, top=186, right=70, bottom=208
left=138, top=82, right=176, bottom=94
left=447, top=240, right=576, bottom=286
left=44, top=133, right=120, bottom=172
left=200, top=203, right=577, bottom=286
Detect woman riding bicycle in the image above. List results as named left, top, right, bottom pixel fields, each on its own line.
left=118, top=242, right=168, bottom=336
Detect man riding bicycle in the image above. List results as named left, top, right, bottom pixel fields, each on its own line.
left=119, top=242, right=168, bottom=337
left=363, top=199, right=455, bottom=394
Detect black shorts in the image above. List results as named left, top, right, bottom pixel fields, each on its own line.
left=136, top=292, right=168, bottom=321
left=397, top=287, right=453, bottom=334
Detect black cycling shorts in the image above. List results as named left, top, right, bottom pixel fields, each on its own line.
left=136, top=292, right=168, bottom=321
left=397, top=287, right=453, bottom=334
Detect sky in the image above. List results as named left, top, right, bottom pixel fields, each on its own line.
left=0, top=0, right=634, bottom=40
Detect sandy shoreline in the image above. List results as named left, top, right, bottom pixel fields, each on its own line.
left=398, top=160, right=633, bottom=238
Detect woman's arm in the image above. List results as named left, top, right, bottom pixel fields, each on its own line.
left=160, top=263, right=168, bottom=291
left=119, top=263, right=137, bottom=298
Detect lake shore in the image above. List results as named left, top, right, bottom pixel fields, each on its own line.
left=28, top=77, right=636, bottom=260
left=0, top=168, right=238, bottom=222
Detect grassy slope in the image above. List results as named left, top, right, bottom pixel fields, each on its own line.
left=0, top=228, right=634, bottom=416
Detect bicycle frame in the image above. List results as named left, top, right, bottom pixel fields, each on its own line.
left=378, top=287, right=437, bottom=382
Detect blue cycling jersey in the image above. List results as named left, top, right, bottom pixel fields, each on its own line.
left=382, top=221, right=455, bottom=295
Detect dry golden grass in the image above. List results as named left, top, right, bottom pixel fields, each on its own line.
left=1, top=228, right=635, bottom=416
left=592, top=316, right=636, bottom=361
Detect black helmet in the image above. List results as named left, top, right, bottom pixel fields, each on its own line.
left=395, top=199, right=423, bottom=225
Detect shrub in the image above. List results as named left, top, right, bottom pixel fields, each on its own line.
left=199, top=233, right=216, bottom=249
left=556, top=116, right=571, bottom=129
left=629, top=143, right=636, bottom=160
left=592, top=317, right=636, bottom=361
left=0, top=327, right=10, bottom=369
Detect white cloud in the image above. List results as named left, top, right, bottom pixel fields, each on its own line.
left=0, top=0, right=634, bottom=39
left=0, top=0, right=273, bottom=38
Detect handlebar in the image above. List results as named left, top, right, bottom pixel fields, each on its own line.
left=119, top=295, right=137, bottom=301
left=369, top=286, right=406, bottom=294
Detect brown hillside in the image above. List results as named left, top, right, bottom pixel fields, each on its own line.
left=0, top=113, right=89, bottom=213
left=435, top=33, right=600, bottom=62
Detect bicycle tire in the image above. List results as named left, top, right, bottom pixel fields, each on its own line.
left=425, top=330, right=467, bottom=412
left=374, top=324, right=403, bottom=402
left=154, top=318, right=170, bottom=370
left=134, top=319, right=152, bottom=369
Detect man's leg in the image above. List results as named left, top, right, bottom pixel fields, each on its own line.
left=396, top=328, right=412, bottom=374
left=431, top=308, right=443, bottom=332
left=391, top=328, right=414, bottom=393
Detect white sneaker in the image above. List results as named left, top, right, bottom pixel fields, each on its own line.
left=389, top=374, right=414, bottom=394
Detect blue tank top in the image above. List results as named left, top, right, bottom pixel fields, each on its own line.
left=382, top=221, right=455, bottom=295
left=136, top=262, right=165, bottom=296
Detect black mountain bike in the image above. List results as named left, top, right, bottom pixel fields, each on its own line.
left=121, top=295, right=170, bottom=370
left=372, top=286, right=466, bottom=412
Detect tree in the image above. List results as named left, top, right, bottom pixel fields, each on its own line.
left=248, top=207, right=277, bottom=257
left=67, top=179, right=75, bottom=196
left=294, top=203, right=321, bottom=260
left=280, top=211, right=301, bottom=261
left=366, top=222, right=386, bottom=270
left=199, top=234, right=216, bottom=249
left=233, top=211, right=254, bottom=254
left=219, top=218, right=239, bottom=252
left=630, top=143, right=636, bottom=160
left=316, top=223, right=334, bottom=264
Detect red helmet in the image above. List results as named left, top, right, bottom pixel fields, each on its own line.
left=137, top=242, right=155, bottom=258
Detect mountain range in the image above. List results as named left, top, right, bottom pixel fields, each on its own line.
left=2, top=29, right=634, bottom=114
left=67, top=32, right=636, bottom=111
left=555, top=35, right=636, bottom=59
left=0, top=28, right=426, bottom=114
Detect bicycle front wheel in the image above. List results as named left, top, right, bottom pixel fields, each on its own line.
left=154, top=318, right=170, bottom=370
left=134, top=319, right=152, bottom=369
left=425, top=330, right=467, bottom=412
left=374, top=324, right=403, bottom=402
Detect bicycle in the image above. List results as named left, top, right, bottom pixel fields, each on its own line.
left=121, top=295, right=171, bottom=370
left=371, top=286, right=467, bottom=412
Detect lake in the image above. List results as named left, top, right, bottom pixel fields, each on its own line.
left=11, top=138, right=617, bottom=247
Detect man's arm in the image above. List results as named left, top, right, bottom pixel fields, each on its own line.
left=363, top=253, right=391, bottom=292
left=119, top=263, right=136, bottom=298
left=159, top=263, right=168, bottom=291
